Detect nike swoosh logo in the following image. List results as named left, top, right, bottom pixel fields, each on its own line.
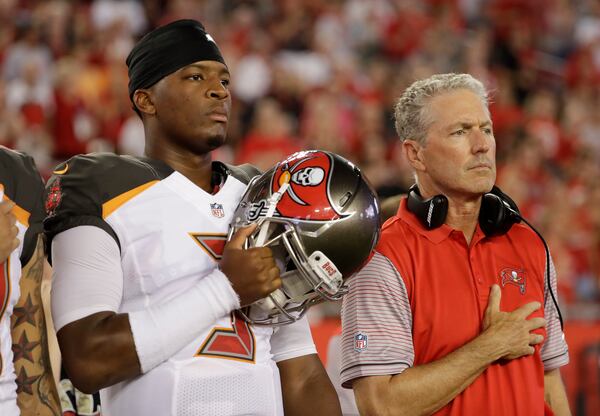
left=53, top=163, right=69, bottom=175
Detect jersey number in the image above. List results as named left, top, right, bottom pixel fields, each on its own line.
left=0, top=259, right=10, bottom=375
left=195, top=311, right=256, bottom=363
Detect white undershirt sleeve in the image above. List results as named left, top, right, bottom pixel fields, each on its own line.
left=128, top=269, right=241, bottom=373
left=51, top=226, right=124, bottom=332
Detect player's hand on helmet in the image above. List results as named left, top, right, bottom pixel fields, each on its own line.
left=0, top=200, right=19, bottom=262
left=220, top=224, right=282, bottom=306
left=481, top=284, right=546, bottom=360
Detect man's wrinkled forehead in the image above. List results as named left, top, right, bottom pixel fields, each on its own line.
left=425, top=89, right=491, bottom=129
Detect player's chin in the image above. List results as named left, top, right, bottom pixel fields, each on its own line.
left=183, top=132, right=226, bottom=155
left=197, top=129, right=227, bottom=151
left=205, top=134, right=226, bottom=150
left=192, top=122, right=224, bottom=144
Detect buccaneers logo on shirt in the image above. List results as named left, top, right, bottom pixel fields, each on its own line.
left=499, top=267, right=527, bottom=294
left=270, top=151, right=345, bottom=221
left=45, top=178, right=62, bottom=216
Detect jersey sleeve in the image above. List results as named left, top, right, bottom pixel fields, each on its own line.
left=270, top=315, right=317, bottom=362
left=44, top=154, right=121, bottom=257
left=541, top=254, right=569, bottom=371
left=0, top=148, right=46, bottom=265
left=340, top=251, right=414, bottom=388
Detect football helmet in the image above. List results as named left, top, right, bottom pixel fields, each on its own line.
left=229, top=150, right=381, bottom=325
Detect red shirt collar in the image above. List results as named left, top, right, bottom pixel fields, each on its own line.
left=396, top=198, right=487, bottom=245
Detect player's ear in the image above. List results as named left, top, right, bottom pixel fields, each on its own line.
left=402, top=139, right=426, bottom=172
left=133, top=89, right=156, bottom=116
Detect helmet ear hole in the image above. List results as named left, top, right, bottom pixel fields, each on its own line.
left=339, top=192, right=353, bottom=207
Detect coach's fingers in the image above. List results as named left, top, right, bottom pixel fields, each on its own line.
left=485, top=285, right=501, bottom=317
left=512, top=301, right=542, bottom=320
left=526, top=317, right=546, bottom=331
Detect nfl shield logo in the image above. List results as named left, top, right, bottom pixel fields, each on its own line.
left=210, top=203, right=225, bottom=218
left=354, top=332, right=368, bottom=352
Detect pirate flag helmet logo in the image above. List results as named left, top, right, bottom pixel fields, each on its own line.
left=229, top=150, right=381, bottom=325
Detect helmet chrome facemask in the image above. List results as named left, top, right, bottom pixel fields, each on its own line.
left=228, top=179, right=348, bottom=326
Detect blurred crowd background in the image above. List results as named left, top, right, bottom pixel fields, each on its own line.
left=2, top=0, right=600, bottom=413
left=2, top=0, right=600, bottom=310
left=2, top=0, right=599, bottom=309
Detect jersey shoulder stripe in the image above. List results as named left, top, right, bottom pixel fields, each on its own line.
left=102, top=180, right=159, bottom=218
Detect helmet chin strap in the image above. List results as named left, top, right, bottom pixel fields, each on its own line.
left=252, top=181, right=291, bottom=317
left=255, top=181, right=289, bottom=246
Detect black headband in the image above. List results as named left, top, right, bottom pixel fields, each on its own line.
left=126, top=19, right=226, bottom=103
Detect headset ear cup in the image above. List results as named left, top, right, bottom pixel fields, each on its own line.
left=406, top=185, right=448, bottom=229
left=407, top=185, right=519, bottom=235
left=490, top=185, right=520, bottom=214
left=479, top=193, right=518, bottom=236
left=479, top=194, right=503, bottom=236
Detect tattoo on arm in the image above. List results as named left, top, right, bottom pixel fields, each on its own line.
left=15, top=366, right=41, bottom=395
left=13, top=294, right=40, bottom=327
left=11, top=236, right=61, bottom=415
left=12, top=332, right=39, bottom=362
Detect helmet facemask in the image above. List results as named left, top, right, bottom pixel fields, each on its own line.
left=236, top=215, right=349, bottom=326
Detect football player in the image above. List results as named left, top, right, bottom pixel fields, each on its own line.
left=0, top=146, right=60, bottom=415
left=45, top=20, right=342, bottom=416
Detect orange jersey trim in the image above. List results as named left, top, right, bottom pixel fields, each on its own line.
left=102, top=180, right=159, bottom=219
left=2, top=193, right=30, bottom=227
left=52, top=163, right=69, bottom=175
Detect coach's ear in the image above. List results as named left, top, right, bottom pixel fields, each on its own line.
left=402, top=139, right=426, bottom=172
left=133, top=89, right=156, bottom=116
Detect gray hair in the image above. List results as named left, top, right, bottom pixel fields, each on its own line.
left=393, top=73, right=489, bottom=144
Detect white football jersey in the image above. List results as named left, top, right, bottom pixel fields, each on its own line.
left=0, top=148, right=46, bottom=415
left=45, top=154, right=316, bottom=416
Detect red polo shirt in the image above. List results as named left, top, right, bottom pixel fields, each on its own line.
left=341, top=198, right=569, bottom=415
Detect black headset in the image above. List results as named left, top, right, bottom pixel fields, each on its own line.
left=406, top=184, right=564, bottom=329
